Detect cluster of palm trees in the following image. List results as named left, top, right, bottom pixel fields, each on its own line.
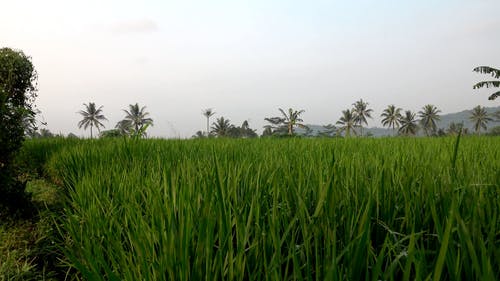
left=78, top=102, right=153, bottom=138
left=379, top=104, right=442, bottom=136
left=357, top=103, right=495, bottom=136
left=261, top=101, right=498, bottom=138
left=76, top=102, right=496, bottom=139
left=195, top=109, right=258, bottom=138
left=335, top=99, right=374, bottom=137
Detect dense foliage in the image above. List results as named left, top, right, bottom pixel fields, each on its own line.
left=0, top=47, right=37, bottom=215
left=22, top=137, right=500, bottom=280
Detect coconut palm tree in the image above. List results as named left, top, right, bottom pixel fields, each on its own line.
left=398, top=110, right=418, bottom=136
left=115, top=119, right=132, bottom=135
left=202, top=108, right=216, bottom=137
left=336, top=109, right=358, bottom=137
left=121, top=103, right=153, bottom=137
left=418, top=104, right=441, bottom=136
left=211, top=117, right=233, bottom=137
left=264, top=108, right=307, bottom=136
left=473, top=66, right=500, bottom=100
left=469, top=105, right=493, bottom=135
left=446, top=122, right=465, bottom=136
left=77, top=102, right=107, bottom=138
left=352, top=99, right=373, bottom=136
left=380, top=104, right=402, bottom=135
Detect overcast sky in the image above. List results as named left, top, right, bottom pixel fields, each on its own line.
left=2, top=0, right=499, bottom=138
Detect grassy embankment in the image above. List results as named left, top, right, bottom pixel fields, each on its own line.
left=1, top=138, right=75, bottom=280
left=5, top=136, right=500, bottom=280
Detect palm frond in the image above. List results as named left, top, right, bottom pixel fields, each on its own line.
left=297, top=124, right=309, bottom=129
left=77, top=119, right=87, bottom=129
left=488, top=91, right=500, bottom=100
left=473, top=66, right=500, bottom=79
left=264, top=117, right=285, bottom=125
left=278, top=108, right=289, bottom=120
left=473, top=81, right=500, bottom=89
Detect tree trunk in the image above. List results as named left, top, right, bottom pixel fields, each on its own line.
left=207, top=117, right=210, bottom=137
left=90, top=124, right=93, bottom=139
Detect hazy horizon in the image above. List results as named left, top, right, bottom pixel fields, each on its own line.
left=2, top=0, right=499, bottom=138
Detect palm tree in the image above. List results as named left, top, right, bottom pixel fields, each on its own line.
left=319, top=124, right=337, bottom=137
left=192, top=130, right=205, bottom=139
left=336, top=109, right=358, bottom=137
left=202, top=108, right=216, bottom=137
left=352, top=99, right=373, bottom=136
left=494, top=110, right=500, bottom=122
left=264, top=108, right=307, bottom=136
left=446, top=122, right=465, bottom=136
left=237, top=120, right=258, bottom=138
left=77, top=102, right=107, bottom=138
left=473, top=66, right=500, bottom=100
left=380, top=105, right=402, bottom=135
left=261, top=126, right=273, bottom=137
left=121, top=103, right=153, bottom=137
left=115, top=119, right=132, bottom=135
left=398, top=110, right=418, bottom=136
left=469, top=105, right=493, bottom=135
left=211, top=117, right=233, bottom=137
left=418, top=104, right=441, bottom=136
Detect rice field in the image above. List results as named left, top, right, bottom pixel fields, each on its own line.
left=21, top=136, right=500, bottom=280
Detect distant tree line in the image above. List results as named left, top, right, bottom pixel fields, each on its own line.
left=24, top=64, right=500, bottom=140
left=255, top=102, right=499, bottom=138
left=29, top=102, right=500, bottom=139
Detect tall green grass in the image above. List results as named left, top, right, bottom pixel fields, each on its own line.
left=24, top=137, right=500, bottom=280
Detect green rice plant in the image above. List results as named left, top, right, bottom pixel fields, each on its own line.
left=20, top=136, right=500, bottom=280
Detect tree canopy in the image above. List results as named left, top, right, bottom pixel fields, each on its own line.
left=469, top=105, right=493, bottom=135
left=264, top=108, right=307, bottom=136
left=203, top=108, right=216, bottom=137
left=78, top=102, right=107, bottom=138
left=352, top=99, right=373, bottom=135
left=336, top=109, right=358, bottom=137
left=418, top=104, right=441, bottom=136
left=381, top=104, right=402, bottom=134
left=0, top=47, right=38, bottom=215
left=118, top=103, right=153, bottom=138
left=398, top=110, right=418, bottom=136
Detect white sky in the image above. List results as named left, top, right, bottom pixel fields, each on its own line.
left=1, top=0, right=499, bottom=137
